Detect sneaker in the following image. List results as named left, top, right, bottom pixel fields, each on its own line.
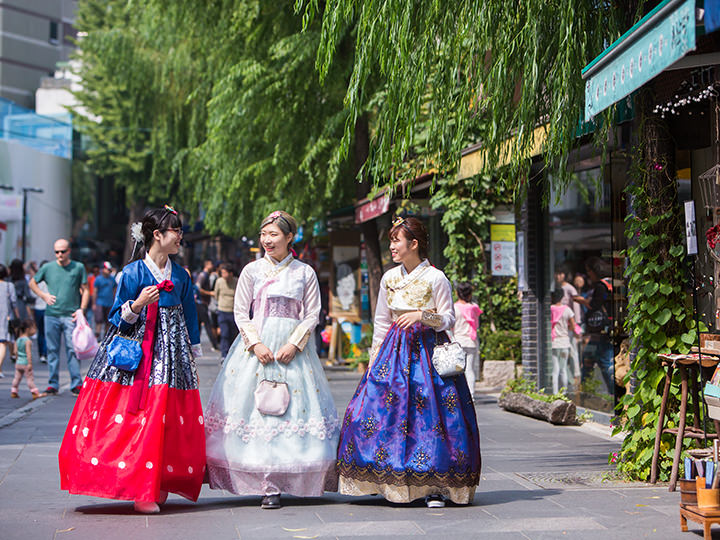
left=45, top=386, right=58, bottom=395
left=40, top=356, right=47, bottom=364
left=261, top=494, right=281, bottom=509
left=0, top=372, right=4, bottom=378
left=134, top=501, right=160, bottom=514
left=10, top=391, right=18, bottom=398
left=71, top=386, right=81, bottom=396
left=425, top=495, right=445, bottom=508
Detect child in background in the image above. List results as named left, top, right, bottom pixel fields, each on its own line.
left=551, top=289, right=579, bottom=395
left=453, top=282, right=483, bottom=394
left=11, top=320, right=43, bottom=399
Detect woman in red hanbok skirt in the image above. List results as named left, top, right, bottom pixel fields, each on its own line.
left=59, top=207, right=205, bottom=513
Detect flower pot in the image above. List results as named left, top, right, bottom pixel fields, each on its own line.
left=697, top=487, right=720, bottom=509
left=678, top=478, right=697, bottom=505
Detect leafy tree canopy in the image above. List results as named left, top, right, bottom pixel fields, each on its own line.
left=298, top=0, right=643, bottom=192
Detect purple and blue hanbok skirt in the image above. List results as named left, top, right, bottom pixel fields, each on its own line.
left=337, top=322, right=481, bottom=504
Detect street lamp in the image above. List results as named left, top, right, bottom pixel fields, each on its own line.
left=22, top=187, right=43, bottom=261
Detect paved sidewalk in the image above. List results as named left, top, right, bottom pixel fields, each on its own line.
left=0, top=345, right=705, bottom=539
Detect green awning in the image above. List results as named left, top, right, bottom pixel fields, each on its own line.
left=582, top=0, right=696, bottom=121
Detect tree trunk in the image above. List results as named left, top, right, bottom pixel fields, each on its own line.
left=123, top=199, right=146, bottom=263
left=354, top=115, right=383, bottom=319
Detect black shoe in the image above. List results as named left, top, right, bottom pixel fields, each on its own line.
left=70, top=386, right=81, bottom=396
left=45, top=386, right=58, bottom=395
left=261, top=494, right=281, bottom=509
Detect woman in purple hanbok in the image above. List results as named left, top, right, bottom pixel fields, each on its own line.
left=337, top=217, right=481, bottom=507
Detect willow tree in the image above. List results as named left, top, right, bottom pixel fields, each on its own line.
left=72, top=0, right=210, bottom=258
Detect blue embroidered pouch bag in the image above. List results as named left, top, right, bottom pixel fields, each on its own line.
left=107, top=335, right=143, bottom=371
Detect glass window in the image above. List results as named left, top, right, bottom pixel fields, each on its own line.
left=547, top=167, right=615, bottom=413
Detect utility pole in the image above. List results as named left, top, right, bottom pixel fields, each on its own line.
left=22, top=187, right=44, bottom=261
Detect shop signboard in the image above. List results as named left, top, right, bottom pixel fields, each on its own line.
left=582, top=0, right=696, bottom=121
left=490, top=223, right=517, bottom=277
left=355, top=195, right=390, bottom=224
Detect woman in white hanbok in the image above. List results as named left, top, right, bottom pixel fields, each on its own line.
left=205, top=211, right=339, bottom=509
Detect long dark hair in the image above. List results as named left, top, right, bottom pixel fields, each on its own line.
left=130, top=207, right=182, bottom=262
left=389, top=216, right=429, bottom=260
left=9, top=259, right=24, bottom=281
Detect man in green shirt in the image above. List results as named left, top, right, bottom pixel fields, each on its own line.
left=29, top=238, right=89, bottom=395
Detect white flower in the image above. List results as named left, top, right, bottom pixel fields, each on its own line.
left=130, top=222, right=144, bottom=244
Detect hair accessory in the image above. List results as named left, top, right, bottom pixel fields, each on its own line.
left=269, top=210, right=283, bottom=220
left=392, top=216, right=405, bottom=227
left=130, top=222, right=144, bottom=244
left=164, top=204, right=177, bottom=215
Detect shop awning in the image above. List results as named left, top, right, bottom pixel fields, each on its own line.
left=582, top=0, right=696, bottom=121
left=457, top=125, right=547, bottom=180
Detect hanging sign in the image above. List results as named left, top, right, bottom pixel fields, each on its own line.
left=684, top=200, right=697, bottom=255
left=582, top=0, right=696, bottom=121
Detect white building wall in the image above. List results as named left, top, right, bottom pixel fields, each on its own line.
left=0, top=138, right=71, bottom=264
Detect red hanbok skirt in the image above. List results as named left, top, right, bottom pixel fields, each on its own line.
left=59, top=306, right=205, bottom=503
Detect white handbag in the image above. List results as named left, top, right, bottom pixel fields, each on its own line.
left=431, top=334, right=466, bottom=378
left=254, top=365, right=290, bottom=416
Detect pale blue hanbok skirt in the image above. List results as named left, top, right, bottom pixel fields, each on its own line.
left=205, top=316, right=340, bottom=496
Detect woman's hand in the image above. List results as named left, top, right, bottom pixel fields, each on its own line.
left=276, top=343, right=298, bottom=365
left=396, top=310, right=423, bottom=329
left=132, top=286, right=160, bottom=313
left=250, top=342, right=275, bottom=365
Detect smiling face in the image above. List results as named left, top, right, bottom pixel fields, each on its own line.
left=152, top=226, right=182, bottom=256
left=260, top=222, right=293, bottom=260
left=389, top=228, right=419, bottom=264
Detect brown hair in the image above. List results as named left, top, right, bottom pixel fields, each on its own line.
left=260, top=210, right=297, bottom=249
left=389, top=217, right=429, bottom=259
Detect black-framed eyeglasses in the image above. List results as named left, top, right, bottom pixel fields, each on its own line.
left=54, top=249, right=68, bottom=254
left=165, top=227, right=183, bottom=237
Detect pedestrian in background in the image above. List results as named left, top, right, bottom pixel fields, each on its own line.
left=92, top=262, right=116, bottom=336
left=10, top=320, right=43, bottom=399
left=195, top=259, right=220, bottom=351
left=453, top=281, right=482, bottom=395
left=29, top=239, right=89, bottom=395
left=337, top=217, right=481, bottom=508
left=550, top=289, right=579, bottom=394
left=58, top=206, right=204, bottom=514
left=205, top=210, right=339, bottom=510
left=0, top=264, right=19, bottom=378
left=10, top=259, right=33, bottom=321
left=27, top=261, right=48, bottom=363
left=213, top=262, right=238, bottom=360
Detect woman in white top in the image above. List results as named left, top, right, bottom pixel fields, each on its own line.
left=337, top=217, right=481, bottom=508
left=204, top=211, right=339, bottom=510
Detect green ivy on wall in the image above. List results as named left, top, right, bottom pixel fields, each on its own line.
left=613, top=133, right=705, bottom=481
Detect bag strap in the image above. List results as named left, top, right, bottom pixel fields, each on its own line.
left=261, top=362, right=288, bottom=383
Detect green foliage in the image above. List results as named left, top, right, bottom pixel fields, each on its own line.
left=73, top=0, right=363, bottom=236
left=502, top=376, right=570, bottom=404
left=298, top=0, right=631, bottom=194
left=72, top=0, right=207, bottom=209
left=612, top=121, right=705, bottom=482
left=481, top=331, right=521, bottom=363
left=430, top=173, right=521, bottom=332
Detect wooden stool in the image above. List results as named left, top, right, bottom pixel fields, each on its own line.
left=680, top=504, right=720, bottom=539
left=650, top=356, right=720, bottom=491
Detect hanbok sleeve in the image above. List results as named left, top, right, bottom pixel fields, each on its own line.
left=109, top=265, right=142, bottom=332
left=287, top=266, right=321, bottom=351
left=420, top=272, right=455, bottom=332
left=234, top=266, right=261, bottom=349
left=370, top=275, right=391, bottom=363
